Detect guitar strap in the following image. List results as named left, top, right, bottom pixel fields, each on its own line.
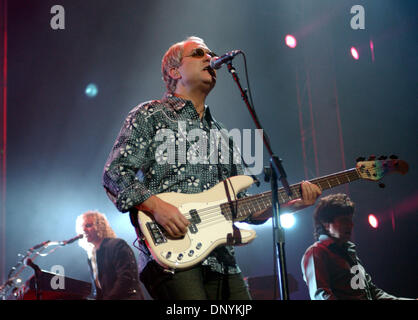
left=226, top=225, right=243, bottom=245
left=211, top=118, right=260, bottom=186
left=223, top=179, right=237, bottom=219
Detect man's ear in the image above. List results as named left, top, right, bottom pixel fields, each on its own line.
left=323, top=222, right=330, bottom=232
left=169, top=68, right=181, bottom=80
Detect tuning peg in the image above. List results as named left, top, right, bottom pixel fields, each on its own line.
left=356, top=157, right=366, bottom=162
left=389, top=155, right=398, bottom=159
left=368, top=155, right=376, bottom=161
left=378, top=183, right=385, bottom=188
left=378, top=155, right=387, bottom=160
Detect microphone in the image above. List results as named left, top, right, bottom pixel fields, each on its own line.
left=210, top=50, right=242, bottom=70
left=60, top=234, right=83, bottom=246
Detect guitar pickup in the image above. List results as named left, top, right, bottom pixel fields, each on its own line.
left=189, top=223, right=198, bottom=234
left=189, top=209, right=201, bottom=224
left=146, top=222, right=167, bottom=245
left=188, top=209, right=200, bottom=234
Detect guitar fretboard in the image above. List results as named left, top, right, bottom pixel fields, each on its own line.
left=220, top=167, right=360, bottom=221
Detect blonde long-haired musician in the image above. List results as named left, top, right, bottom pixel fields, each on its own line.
left=76, top=211, right=116, bottom=258
left=75, top=211, right=143, bottom=300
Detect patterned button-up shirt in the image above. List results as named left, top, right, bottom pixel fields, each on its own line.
left=103, top=95, right=253, bottom=274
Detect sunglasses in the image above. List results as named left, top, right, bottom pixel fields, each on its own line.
left=183, top=48, right=217, bottom=59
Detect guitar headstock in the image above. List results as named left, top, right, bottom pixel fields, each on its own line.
left=356, top=155, right=409, bottom=181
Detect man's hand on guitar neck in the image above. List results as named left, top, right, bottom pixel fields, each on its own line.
left=286, top=180, right=322, bottom=210
left=137, top=196, right=190, bottom=238
left=251, top=181, right=322, bottom=221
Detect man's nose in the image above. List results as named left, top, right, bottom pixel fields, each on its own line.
left=204, top=53, right=212, bottom=61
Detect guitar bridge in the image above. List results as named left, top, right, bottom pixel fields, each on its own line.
left=146, top=222, right=167, bottom=245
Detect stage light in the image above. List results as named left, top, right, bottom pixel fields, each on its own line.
left=370, top=39, right=375, bottom=62
left=368, top=214, right=378, bottom=229
left=285, top=35, right=297, bottom=48
left=350, top=47, right=359, bottom=60
left=280, top=213, right=295, bottom=229
left=85, top=83, right=98, bottom=98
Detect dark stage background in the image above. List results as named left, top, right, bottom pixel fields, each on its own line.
left=1, top=0, right=417, bottom=300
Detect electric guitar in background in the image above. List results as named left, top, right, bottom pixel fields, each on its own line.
left=135, top=156, right=408, bottom=270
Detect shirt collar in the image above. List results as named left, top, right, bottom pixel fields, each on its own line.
left=162, top=94, right=189, bottom=111
left=318, top=234, right=356, bottom=251
left=162, top=94, right=214, bottom=122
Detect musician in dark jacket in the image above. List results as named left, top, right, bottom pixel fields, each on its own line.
left=76, top=211, right=144, bottom=300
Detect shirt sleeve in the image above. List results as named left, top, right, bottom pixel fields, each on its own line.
left=102, top=105, right=154, bottom=212
left=367, top=277, right=398, bottom=300
left=301, top=246, right=337, bottom=300
left=362, top=265, right=413, bottom=300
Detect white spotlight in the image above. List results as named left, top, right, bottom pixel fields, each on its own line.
left=285, top=35, right=297, bottom=48
left=280, top=213, right=295, bottom=229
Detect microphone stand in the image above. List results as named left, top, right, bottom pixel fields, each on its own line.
left=226, top=62, right=292, bottom=300
left=26, top=259, right=43, bottom=300
left=1, top=237, right=80, bottom=299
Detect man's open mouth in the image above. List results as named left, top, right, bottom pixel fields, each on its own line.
left=203, top=66, right=216, bottom=78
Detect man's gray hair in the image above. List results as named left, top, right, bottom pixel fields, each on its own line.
left=161, top=36, right=206, bottom=96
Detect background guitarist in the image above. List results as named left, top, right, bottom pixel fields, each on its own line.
left=103, top=36, right=321, bottom=300
left=301, top=193, right=415, bottom=300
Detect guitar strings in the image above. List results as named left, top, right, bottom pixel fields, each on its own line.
left=176, top=164, right=383, bottom=222
left=154, top=166, right=386, bottom=234
left=182, top=192, right=269, bottom=222
left=189, top=168, right=359, bottom=220
left=181, top=170, right=361, bottom=229
left=148, top=169, right=363, bottom=234
left=179, top=194, right=270, bottom=231
left=184, top=170, right=360, bottom=221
